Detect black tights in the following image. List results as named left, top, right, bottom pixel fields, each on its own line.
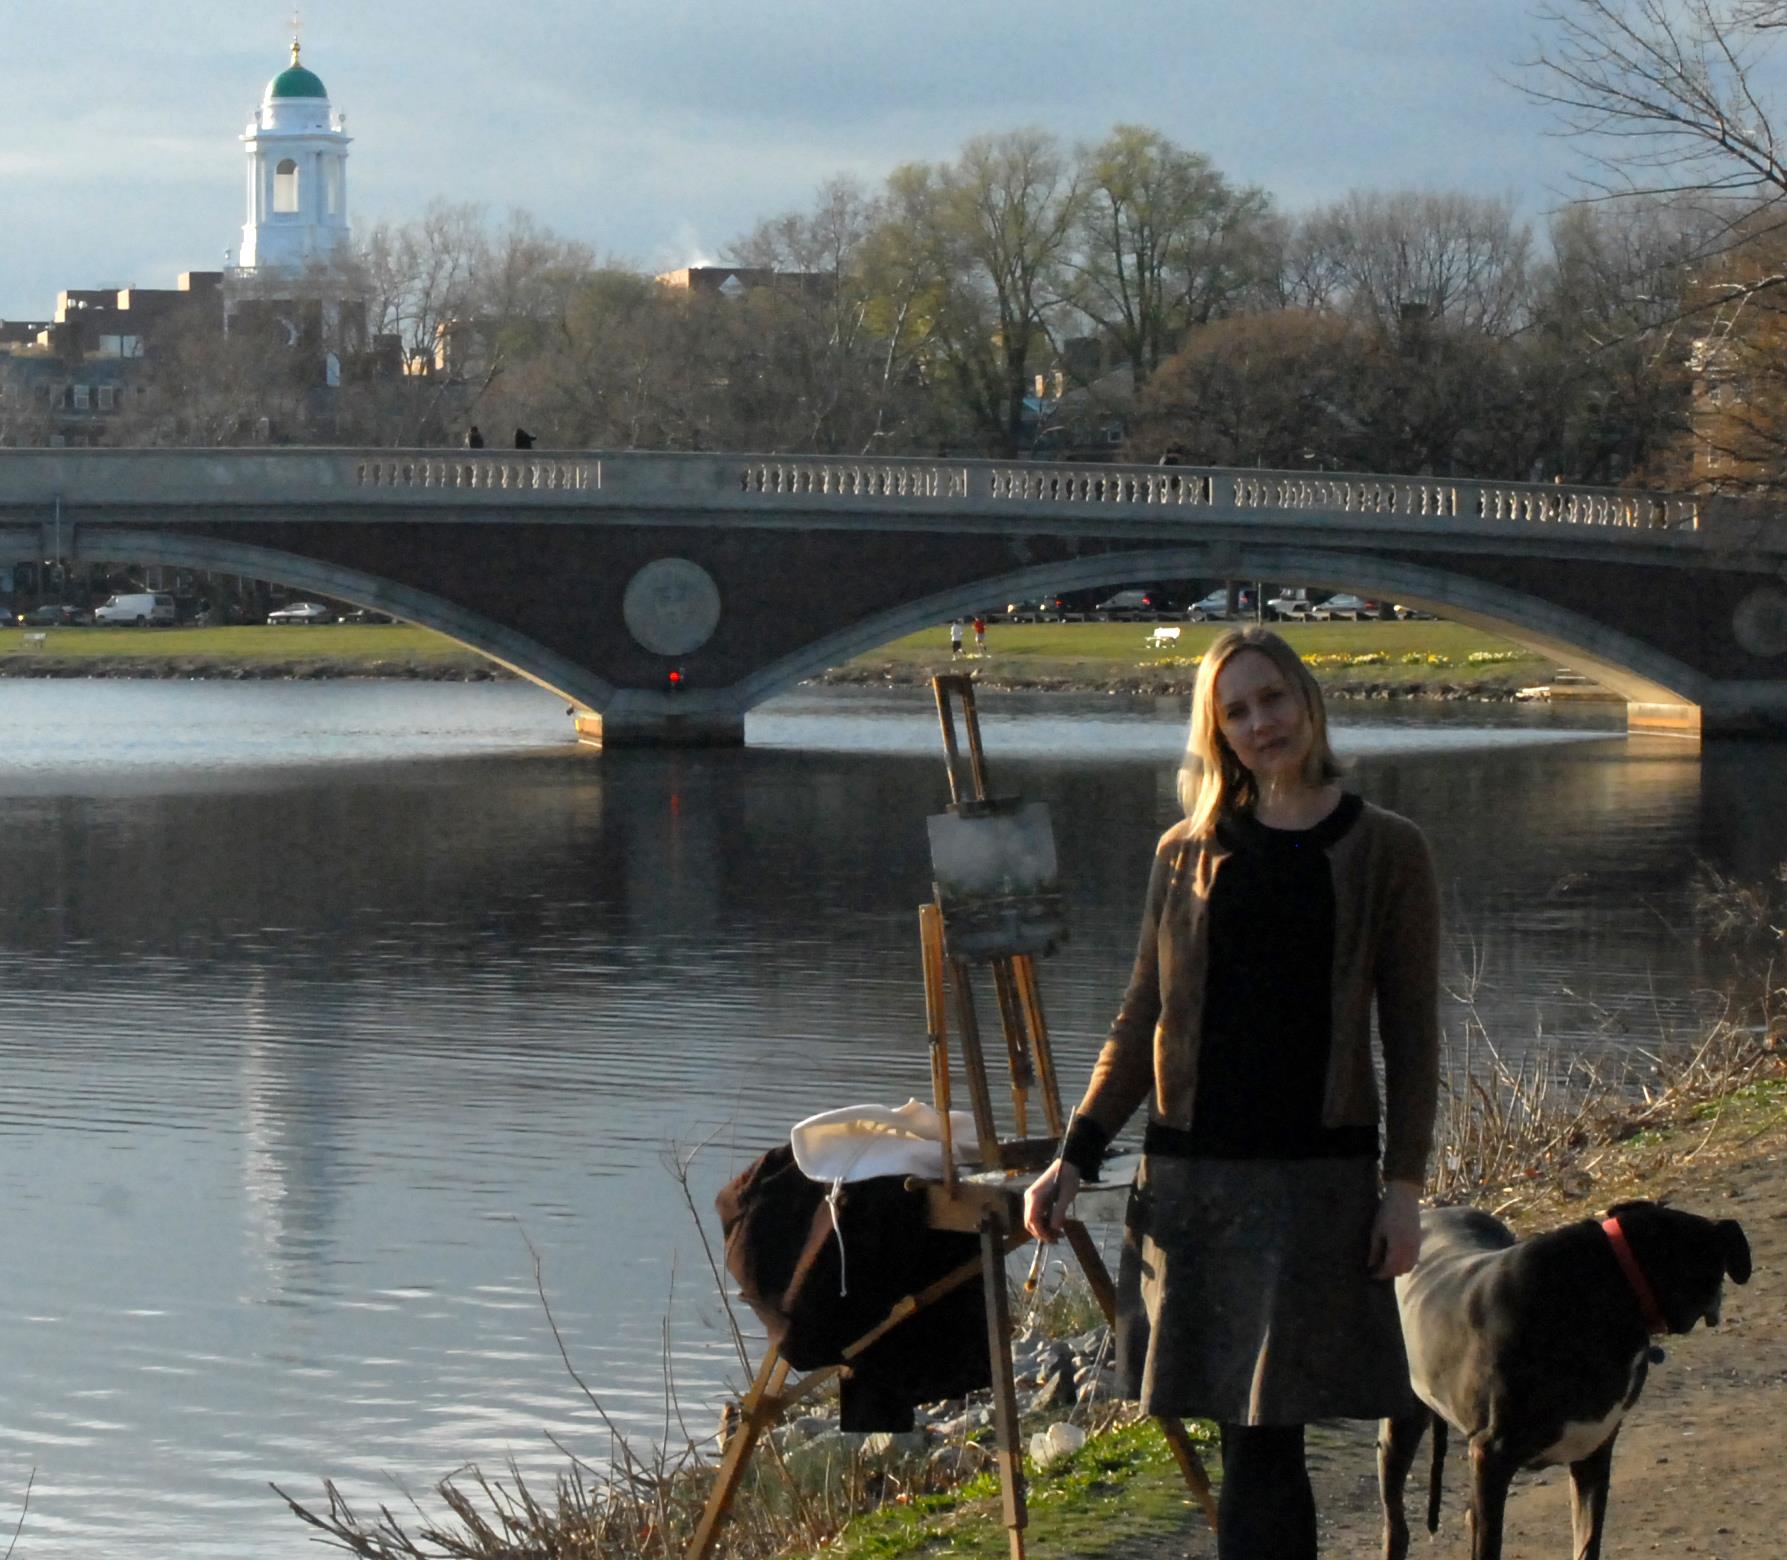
left=1216, top=1423, right=1316, bottom=1560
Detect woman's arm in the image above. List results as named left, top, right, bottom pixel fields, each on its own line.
left=1374, top=822, right=1442, bottom=1189
left=1024, top=830, right=1182, bottom=1238
left=1072, top=832, right=1180, bottom=1137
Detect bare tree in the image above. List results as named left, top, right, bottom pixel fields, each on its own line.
left=1069, top=126, right=1272, bottom=391
left=1297, top=191, right=1536, bottom=338
left=1528, top=0, right=1787, bottom=207
left=874, top=131, right=1084, bottom=455
left=730, top=177, right=931, bottom=451
left=103, top=311, right=315, bottom=446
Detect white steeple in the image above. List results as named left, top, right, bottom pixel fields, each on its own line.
left=238, top=38, right=351, bottom=272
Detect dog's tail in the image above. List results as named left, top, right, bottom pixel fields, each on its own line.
left=1426, top=1412, right=1447, bottom=1534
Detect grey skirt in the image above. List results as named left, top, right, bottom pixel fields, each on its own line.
left=1114, top=1155, right=1417, bottom=1425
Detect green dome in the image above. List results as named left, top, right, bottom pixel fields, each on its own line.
left=267, top=62, right=328, bottom=99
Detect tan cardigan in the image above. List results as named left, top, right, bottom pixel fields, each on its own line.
left=1074, top=799, right=1441, bottom=1185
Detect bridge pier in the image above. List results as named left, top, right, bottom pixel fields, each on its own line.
left=572, top=706, right=745, bottom=749
left=1629, top=684, right=1787, bottom=740
left=1627, top=702, right=1703, bottom=739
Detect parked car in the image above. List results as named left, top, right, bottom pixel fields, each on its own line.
left=1094, top=588, right=1167, bottom=620
left=93, top=591, right=176, bottom=626
left=1187, top=587, right=1257, bottom=621
left=338, top=608, right=393, bottom=624
left=267, top=601, right=334, bottom=625
left=1031, top=589, right=1104, bottom=620
left=1393, top=603, right=1437, bottom=620
left=1309, top=593, right=1375, bottom=621
left=20, top=604, right=93, bottom=627
left=1265, top=590, right=1313, bottom=621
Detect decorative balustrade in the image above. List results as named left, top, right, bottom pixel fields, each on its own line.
left=0, top=448, right=1706, bottom=537
left=733, top=456, right=1698, bottom=532
left=984, top=467, right=1218, bottom=506
left=353, top=456, right=597, bottom=492
left=739, top=460, right=969, bottom=499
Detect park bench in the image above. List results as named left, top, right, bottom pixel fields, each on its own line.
left=21, top=631, right=47, bottom=652
left=1146, top=625, right=1181, bottom=650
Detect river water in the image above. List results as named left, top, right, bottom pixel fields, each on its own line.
left=0, top=678, right=1782, bottom=1557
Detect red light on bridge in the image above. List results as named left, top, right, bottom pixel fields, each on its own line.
left=667, top=667, right=685, bottom=691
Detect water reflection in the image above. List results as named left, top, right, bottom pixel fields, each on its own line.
left=0, top=681, right=1782, bottom=1556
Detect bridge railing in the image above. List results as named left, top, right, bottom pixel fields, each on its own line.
left=354, top=454, right=598, bottom=492
left=740, top=457, right=1702, bottom=532
left=0, top=448, right=1707, bottom=534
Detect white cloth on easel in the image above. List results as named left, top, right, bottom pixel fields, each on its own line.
left=789, top=1099, right=983, bottom=1297
left=789, top=1098, right=981, bottom=1184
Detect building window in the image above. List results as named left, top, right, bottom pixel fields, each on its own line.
left=73, top=385, right=91, bottom=411
left=96, top=386, right=115, bottom=411
left=274, top=158, right=299, bottom=214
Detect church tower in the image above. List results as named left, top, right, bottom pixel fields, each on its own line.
left=238, top=40, right=351, bottom=272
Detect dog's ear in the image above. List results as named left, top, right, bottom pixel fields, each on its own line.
left=1718, top=1220, right=1752, bottom=1285
left=1605, top=1199, right=1656, bottom=1220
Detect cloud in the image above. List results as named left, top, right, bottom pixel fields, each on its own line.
left=0, top=0, right=1597, bottom=317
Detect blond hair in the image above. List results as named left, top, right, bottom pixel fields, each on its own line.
left=1178, top=625, right=1342, bottom=835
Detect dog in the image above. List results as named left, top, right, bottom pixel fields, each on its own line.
left=1379, top=1200, right=1751, bottom=1560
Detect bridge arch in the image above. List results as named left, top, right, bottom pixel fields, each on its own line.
left=73, top=530, right=618, bottom=710
left=735, top=544, right=1702, bottom=713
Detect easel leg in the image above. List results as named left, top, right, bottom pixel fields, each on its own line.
left=1063, top=1221, right=1218, bottom=1533
left=686, top=1347, right=791, bottom=1560
left=980, top=1211, right=1027, bottom=1560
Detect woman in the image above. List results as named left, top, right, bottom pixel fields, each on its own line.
left=1023, top=625, right=1440, bottom=1559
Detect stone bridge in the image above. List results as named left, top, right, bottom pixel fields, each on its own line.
left=2, top=448, right=1786, bottom=744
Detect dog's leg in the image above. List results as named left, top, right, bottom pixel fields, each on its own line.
left=1377, top=1411, right=1425, bottom=1560
left=1567, top=1431, right=1617, bottom=1560
left=1465, top=1438, right=1514, bottom=1560
left=1427, top=1412, right=1448, bottom=1534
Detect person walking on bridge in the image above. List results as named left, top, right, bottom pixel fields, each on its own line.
left=1024, top=625, right=1440, bottom=1560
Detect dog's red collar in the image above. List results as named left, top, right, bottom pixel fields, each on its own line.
left=1602, top=1216, right=1669, bottom=1336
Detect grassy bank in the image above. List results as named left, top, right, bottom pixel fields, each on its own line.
left=829, top=620, right=1561, bottom=696
left=0, top=623, right=497, bottom=678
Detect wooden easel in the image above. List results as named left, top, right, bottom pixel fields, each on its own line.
left=685, top=678, right=1214, bottom=1560
left=917, top=676, right=1216, bottom=1556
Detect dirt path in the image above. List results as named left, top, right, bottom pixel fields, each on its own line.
left=1156, top=1124, right=1787, bottom=1559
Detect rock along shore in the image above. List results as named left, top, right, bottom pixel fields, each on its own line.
left=815, top=662, right=1542, bottom=702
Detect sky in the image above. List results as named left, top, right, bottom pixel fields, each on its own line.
left=0, top=0, right=1615, bottom=319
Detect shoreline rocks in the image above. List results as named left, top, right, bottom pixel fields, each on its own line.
left=814, top=663, right=1541, bottom=703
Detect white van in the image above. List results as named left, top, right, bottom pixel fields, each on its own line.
left=93, top=591, right=176, bottom=627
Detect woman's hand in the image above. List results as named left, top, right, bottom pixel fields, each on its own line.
left=1369, top=1179, right=1423, bottom=1280
left=1023, top=1160, right=1082, bottom=1243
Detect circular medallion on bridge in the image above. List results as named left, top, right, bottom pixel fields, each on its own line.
left=1732, top=586, right=1787, bottom=659
left=622, top=558, right=722, bottom=656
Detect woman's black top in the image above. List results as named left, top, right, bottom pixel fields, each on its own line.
left=1170, top=790, right=1376, bottom=1160
left=1061, top=792, right=1375, bottom=1177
